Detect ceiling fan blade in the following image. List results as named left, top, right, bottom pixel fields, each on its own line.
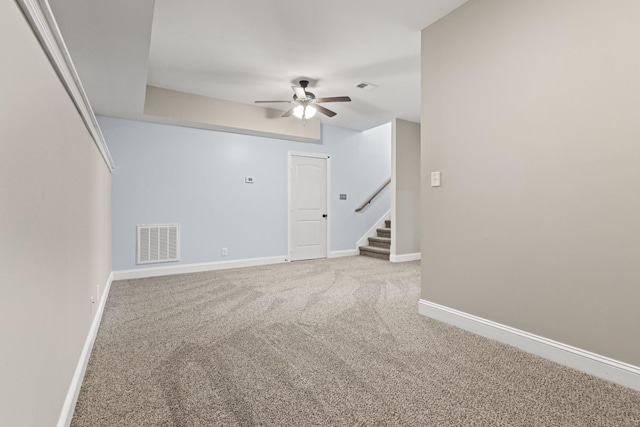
left=314, top=96, right=351, bottom=103
left=292, top=86, right=307, bottom=100
left=314, top=104, right=337, bottom=117
left=282, top=108, right=295, bottom=117
left=255, top=100, right=291, bottom=103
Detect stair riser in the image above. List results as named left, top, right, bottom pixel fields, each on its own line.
left=385, top=220, right=391, bottom=228
left=377, top=229, right=391, bottom=238
left=368, top=239, right=390, bottom=249
left=360, top=249, right=390, bottom=260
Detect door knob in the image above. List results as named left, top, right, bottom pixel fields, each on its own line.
left=322, top=214, right=328, bottom=218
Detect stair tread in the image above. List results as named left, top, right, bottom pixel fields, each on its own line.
left=359, top=245, right=391, bottom=254
left=368, top=236, right=391, bottom=242
left=377, top=227, right=391, bottom=232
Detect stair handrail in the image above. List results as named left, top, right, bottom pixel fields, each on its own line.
left=355, top=178, right=391, bottom=212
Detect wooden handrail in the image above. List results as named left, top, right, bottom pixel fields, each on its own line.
left=355, top=178, right=391, bottom=212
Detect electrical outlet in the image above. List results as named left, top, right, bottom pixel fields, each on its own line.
left=221, top=248, right=228, bottom=256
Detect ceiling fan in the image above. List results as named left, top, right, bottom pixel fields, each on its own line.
left=255, top=80, right=351, bottom=119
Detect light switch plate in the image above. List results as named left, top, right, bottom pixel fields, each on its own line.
left=431, top=171, right=441, bottom=187
left=245, top=177, right=254, bottom=184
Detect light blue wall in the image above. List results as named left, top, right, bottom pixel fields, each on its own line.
left=100, top=116, right=391, bottom=271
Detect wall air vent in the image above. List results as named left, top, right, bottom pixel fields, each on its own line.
left=137, top=224, right=180, bottom=264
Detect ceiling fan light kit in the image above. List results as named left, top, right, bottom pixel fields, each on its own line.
left=255, top=79, right=351, bottom=120
left=293, top=104, right=317, bottom=119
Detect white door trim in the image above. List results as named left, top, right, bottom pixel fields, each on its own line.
left=288, top=152, right=331, bottom=261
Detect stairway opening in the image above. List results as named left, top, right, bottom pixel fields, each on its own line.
left=359, top=219, right=391, bottom=260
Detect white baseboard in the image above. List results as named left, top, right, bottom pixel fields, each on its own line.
left=112, top=256, right=288, bottom=280
left=329, top=249, right=359, bottom=258
left=418, top=300, right=640, bottom=391
left=356, top=209, right=391, bottom=249
left=58, top=272, right=113, bottom=427
left=390, top=252, right=421, bottom=263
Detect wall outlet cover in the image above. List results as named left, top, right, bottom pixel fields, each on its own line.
left=431, top=171, right=441, bottom=187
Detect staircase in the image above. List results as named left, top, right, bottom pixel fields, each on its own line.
left=359, top=219, right=391, bottom=260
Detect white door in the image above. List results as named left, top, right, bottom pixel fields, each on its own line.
left=289, top=154, right=328, bottom=261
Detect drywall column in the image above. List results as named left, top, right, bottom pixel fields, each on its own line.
left=391, top=119, right=421, bottom=262
left=421, top=0, right=640, bottom=366
left=0, top=2, right=112, bottom=425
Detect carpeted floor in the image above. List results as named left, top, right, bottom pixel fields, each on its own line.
left=72, top=256, right=640, bottom=426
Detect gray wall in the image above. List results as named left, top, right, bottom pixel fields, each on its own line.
left=0, top=2, right=112, bottom=425
left=144, top=86, right=322, bottom=143
left=421, top=0, right=640, bottom=366
left=102, top=116, right=391, bottom=271
left=392, top=119, right=421, bottom=256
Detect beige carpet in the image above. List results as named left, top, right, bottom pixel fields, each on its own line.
left=72, top=257, right=640, bottom=426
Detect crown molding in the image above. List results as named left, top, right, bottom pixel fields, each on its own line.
left=16, top=0, right=115, bottom=172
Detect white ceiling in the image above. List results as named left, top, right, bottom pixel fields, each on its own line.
left=50, top=0, right=467, bottom=131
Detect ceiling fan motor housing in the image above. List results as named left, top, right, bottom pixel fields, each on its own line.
left=293, top=92, right=315, bottom=102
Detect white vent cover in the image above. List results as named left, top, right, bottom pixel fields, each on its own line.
left=356, top=81, right=379, bottom=91
left=137, top=224, right=180, bottom=264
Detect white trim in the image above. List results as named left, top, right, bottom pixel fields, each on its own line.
left=58, top=272, right=113, bottom=427
left=287, top=152, right=331, bottom=261
left=326, top=156, right=332, bottom=258
left=287, top=151, right=329, bottom=159
left=418, top=300, right=640, bottom=391
left=16, top=0, right=115, bottom=172
left=112, top=256, right=288, bottom=280
left=288, top=154, right=292, bottom=261
left=391, top=119, right=397, bottom=257
left=390, top=252, right=421, bottom=263
left=329, top=249, right=359, bottom=258
left=356, top=209, right=391, bottom=249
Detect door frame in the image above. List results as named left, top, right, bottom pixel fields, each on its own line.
left=287, top=151, right=331, bottom=261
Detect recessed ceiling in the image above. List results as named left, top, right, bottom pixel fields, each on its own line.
left=50, top=0, right=468, bottom=131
